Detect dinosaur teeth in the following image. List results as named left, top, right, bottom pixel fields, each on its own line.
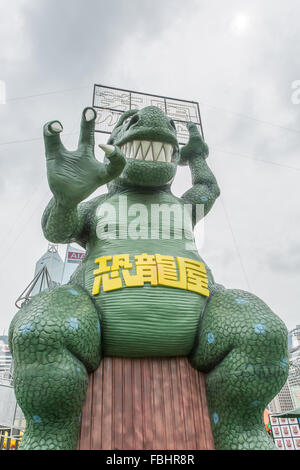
left=136, top=145, right=143, bottom=160
left=141, top=141, right=151, bottom=159
left=164, top=144, right=173, bottom=162
left=120, top=141, right=174, bottom=162
left=145, top=145, right=153, bottom=161
left=152, top=142, right=163, bottom=161
left=132, top=140, right=140, bottom=158
left=126, top=142, right=132, bottom=157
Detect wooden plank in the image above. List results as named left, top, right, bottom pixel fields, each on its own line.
left=178, top=360, right=196, bottom=450
left=122, top=358, right=134, bottom=449
left=78, top=357, right=214, bottom=450
left=162, top=359, right=175, bottom=449
left=78, top=372, right=93, bottom=450
left=170, top=358, right=186, bottom=449
left=132, top=359, right=143, bottom=449
left=141, top=359, right=154, bottom=449
left=199, top=372, right=215, bottom=449
left=91, top=362, right=103, bottom=449
left=113, top=358, right=123, bottom=450
left=152, top=359, right=167, bottom=450
left=190, top=364, right=204, bottom=449
left=101, top=358, right=113, bottom=449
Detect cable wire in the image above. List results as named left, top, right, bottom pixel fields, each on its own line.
left=3, top=83, right=300, bottom=135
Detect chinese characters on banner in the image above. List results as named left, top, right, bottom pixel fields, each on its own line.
left=92, top=253, right=209, bottom=297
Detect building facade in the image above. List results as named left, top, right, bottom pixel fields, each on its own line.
left=0, top=244, right=85, bottom=449
left=269, top=325, right=300, bottom=414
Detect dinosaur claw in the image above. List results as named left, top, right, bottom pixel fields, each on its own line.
left=84, top=108, right=97, bottom=122
left=44, top=121, right=63, bottom=136
left=50, top=121, right=63, bottom=134
left=98, top=144, right=115, bottom=155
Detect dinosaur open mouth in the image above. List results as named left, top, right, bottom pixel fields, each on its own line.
left=120, top=140, right=175, bottom=162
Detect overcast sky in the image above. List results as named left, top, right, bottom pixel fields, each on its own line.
left=0, top=0, right=299, bottom=334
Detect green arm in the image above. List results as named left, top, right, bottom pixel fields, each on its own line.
left=180, top=123, right=220, bottom=224
left=41, top=198, right=93, bottom=246
left=41, top=107, right=126, bottom=245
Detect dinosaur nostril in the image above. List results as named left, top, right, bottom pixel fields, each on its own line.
left=127, top=114, right=140, bottom=129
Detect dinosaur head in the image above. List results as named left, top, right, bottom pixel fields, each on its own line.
left=106, top=106, right=180, bottom=189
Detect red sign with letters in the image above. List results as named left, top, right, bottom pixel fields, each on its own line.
left=67, top=251, right=85, bottom=263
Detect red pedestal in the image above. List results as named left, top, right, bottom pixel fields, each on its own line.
left=78, top=357, right=214, bottom=450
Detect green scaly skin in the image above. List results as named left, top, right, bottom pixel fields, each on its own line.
left=9, top=106, right=288, bottom=450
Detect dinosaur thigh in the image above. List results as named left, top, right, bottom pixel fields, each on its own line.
left=9, top=284, right=102, bottom=450
left=189, top=286, right=289, bottom=448
left=10, top=284, right=102, bottom=372
left=190, top=286, right=289, bottom=382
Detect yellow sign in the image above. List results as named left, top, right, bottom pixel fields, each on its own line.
left=92, top=253, right=209, bottom=297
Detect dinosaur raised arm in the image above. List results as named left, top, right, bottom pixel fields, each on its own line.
left=180, top=123, right=220, bottom=224
left=41, top=107, right=126, bottom=244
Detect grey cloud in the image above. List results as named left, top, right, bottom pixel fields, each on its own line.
left=16, top=0, right=190, bottom=90
left=266, top=243, right=300, bottom=273
left=0, top=0, right=193, bottom=191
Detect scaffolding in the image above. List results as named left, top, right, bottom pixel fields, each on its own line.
left=14, top=244, right=61, bottom=309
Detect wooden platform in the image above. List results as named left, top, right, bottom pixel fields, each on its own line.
left=78, top=357, right=214, bottom=450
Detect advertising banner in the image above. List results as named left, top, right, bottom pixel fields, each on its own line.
left=279, top=418, right=288, bottom=425
left=67, top=251, right=85, bottom=264
left=270, top=416, right=279, bottom=426
left=291, top=424, right=300, bottom=437
left=289, top=418, right=298, bottom=425
left=284, top=438, right=295, bottom=450
left=274, top=438, right=284, bottom=450
left=294, top=438, right=300, bottom=450
left=272, top=426, right=282, bottom=438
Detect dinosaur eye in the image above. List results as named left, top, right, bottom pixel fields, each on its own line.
left=123, top=118, right=131, bottom=126
left=127, top=114, right=139, bottom=129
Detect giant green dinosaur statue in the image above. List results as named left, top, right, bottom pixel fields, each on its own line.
left=9, top=106, right=288, bottom=450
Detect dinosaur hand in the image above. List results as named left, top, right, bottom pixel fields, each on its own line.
left=44, top=107, right=126, bottom=207
left=179, top=122, right=209, bottom=166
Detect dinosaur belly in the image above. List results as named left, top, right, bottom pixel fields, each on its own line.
left=79, top=244, right=210, bottom=357
left=94, top=285, right=206, bottom=357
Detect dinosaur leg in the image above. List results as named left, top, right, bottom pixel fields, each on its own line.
left=189, top=287, right=289, bottom=450
left=9, top=285, right=101, bottom=450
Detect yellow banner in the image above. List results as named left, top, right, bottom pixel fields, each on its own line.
left=92, top=253, right=209, bottom=297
